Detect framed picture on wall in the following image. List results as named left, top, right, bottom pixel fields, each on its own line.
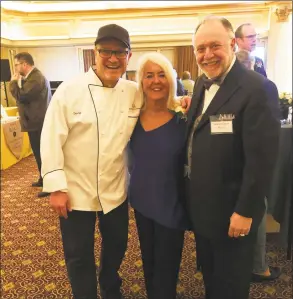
left=126, top=70, right=136, bottom=82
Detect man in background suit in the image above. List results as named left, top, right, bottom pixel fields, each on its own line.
left=173, top=68, right=185, bottom=96
left=10, top=52, right=51, bottom=198
left=236, top=50, right=281, bottom=282
left=186, top=16, right=279, bottom=299
left=235, top=23, right=267, bottom=77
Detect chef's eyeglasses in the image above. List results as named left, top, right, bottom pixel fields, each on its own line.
left=97, top=49, right=129, bottom=59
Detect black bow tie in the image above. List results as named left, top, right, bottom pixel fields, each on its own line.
left=202, top=75, right=222, bottom=90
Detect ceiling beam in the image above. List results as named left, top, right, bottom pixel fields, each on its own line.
left=1, top=2, right=273, bottom=21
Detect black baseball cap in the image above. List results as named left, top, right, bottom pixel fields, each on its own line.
left=94, top=24, right=131, bottom=49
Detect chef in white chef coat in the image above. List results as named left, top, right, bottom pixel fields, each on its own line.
left=41, top=24, right=140, bottom=299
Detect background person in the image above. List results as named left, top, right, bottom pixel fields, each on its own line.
left=181, top=70, right=195, bottom=96
left=235, top=50, right=252, bottom=69
left=9, top=52, right=51, bottom=198
left=173, top=68, right=185, bottom=96
left=236, top=49, right=281, bottom=282
left=235, top=23, right=267, bottom=77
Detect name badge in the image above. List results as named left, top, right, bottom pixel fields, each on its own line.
left=210, top=114, right=234, bottom=134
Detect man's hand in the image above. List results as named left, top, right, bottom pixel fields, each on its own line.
left=179, top=96, right=192, bottom=113
left=11, top=73, right=21, bottom=81
left=49, top=191, right=72, bottom=219
left=228, top=212, right=252, bottom=238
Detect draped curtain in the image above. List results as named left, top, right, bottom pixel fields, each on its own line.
left=174, top=46, right=199, bottom=81
left=83, top=49, right=95, bottom=72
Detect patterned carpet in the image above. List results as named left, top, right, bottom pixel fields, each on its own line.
left=1, top=155, right=292, bottom=299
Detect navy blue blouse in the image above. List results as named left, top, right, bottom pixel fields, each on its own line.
left=128, top=115, right=189, bottom=230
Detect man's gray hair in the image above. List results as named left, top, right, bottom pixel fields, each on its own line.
left=235, top=50, right=251, bottom=64
left=136, top=52, right=177, bottom=110
left=193, top=16, right=235, bottom=43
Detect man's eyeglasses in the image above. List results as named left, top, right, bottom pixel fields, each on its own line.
left=243, top=34, right=257, bottom=40
left=97, top=49, right=129, bottom=59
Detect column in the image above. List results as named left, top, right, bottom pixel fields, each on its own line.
left=267, top=3, right=292, bottom=93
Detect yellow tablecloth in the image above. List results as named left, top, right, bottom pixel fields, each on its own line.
left=1, top=117, right=32, bottom=170
left=4, top=106, right=19, bottom=117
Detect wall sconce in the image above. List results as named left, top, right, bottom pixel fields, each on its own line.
left=275, top=5, right=292, bottom=22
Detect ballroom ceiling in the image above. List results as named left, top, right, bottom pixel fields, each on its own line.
left=1, top=1, right=272, bottom=12
left=1, top=1, right=290, bottom=47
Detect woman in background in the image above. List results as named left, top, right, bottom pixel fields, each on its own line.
left=128, top=52, right=189, bottom=299
left=181, top=70, right=195, bottom=96
left=235, top=50, right=252, bottom=70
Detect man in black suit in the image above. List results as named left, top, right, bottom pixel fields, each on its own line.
left=186, top=16, right=280, bottom=299
left=235, top=23, right=267, bottom=77
left=173, top=68, right=185, bottom=96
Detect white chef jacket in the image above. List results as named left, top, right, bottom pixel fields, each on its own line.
left=40, top=67, right=141, bottom=213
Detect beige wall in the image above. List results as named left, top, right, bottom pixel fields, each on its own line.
left=1, top=45, right=82, bottom=107
left=16, top=46, right=81, bottom=81
left=267, top=14, right=292, bottom=93
left=1, top=45, right=81, bottom=107
left=127, top=48, right=174, bottom=72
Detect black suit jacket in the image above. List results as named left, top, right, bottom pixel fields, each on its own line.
left=9, top=68, right=52, bottom=132
left=186, top=59, right=280, bottom=239
left=177, top=79, right=185, bottom=96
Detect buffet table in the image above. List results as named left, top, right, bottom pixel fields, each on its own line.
left=1, top=117, right=32, bottom=170
left=4, top=106, right=19, bottom=117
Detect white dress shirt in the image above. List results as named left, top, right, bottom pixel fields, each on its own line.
left=202, top=55, right=236, bottom=114
left=40, top=67, right=141, bottom=213
left=250, top=55, right=256, bottom=70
